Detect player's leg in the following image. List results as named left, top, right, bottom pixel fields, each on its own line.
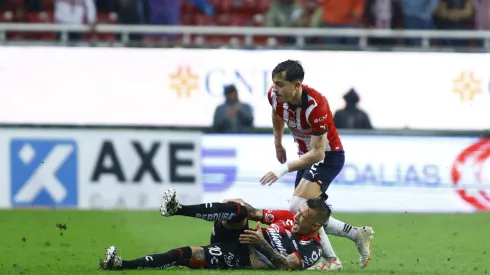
left=290, top=168, right=341, bottom=270
left=100, top=245, right=210, bottom=270
left=299, top=151, right=375, bottom=268
left=160, top=189, right=248, bottom=224
left=292, top=175, right=343, bottom=271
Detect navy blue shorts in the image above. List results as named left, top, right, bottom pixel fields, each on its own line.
left=294, top=151, right=345, bottom=197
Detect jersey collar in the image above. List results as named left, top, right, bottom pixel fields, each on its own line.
left=296, top=232, right=321, bottom=242
left=289, top=87, right=309, bottom=109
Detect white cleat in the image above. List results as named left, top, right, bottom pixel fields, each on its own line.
left=308, top=257, right=343, bottom=271
left=100, top=246, right=123, bottom=270
left=354, top=226, right=374, bottom=268
left=160, top=188, right=182, bottom=216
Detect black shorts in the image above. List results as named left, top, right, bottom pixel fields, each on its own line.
left=295, top=151, right=345, bottom=197
left=203, top=221, right=251, bottom=269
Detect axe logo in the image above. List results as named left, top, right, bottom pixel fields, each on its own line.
left=90, top=140, right=197, bottom=184
left=10, top=139, right=78, bottom=207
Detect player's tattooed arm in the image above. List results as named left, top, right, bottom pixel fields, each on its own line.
left=256, top=243, right=301, bottom=270
left=249, top=249, right=273, bottom=270
left=240, top=223, right=301, bottom=270
left=245, top=203, right=263, bottom=221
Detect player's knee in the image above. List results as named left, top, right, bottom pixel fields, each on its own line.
left=289, top=196, right=307, bottom=213
left=293, top=179, right=322, bottom=198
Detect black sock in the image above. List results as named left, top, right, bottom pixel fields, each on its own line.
left=175, top=202, right=248, bottom=222
left=121, top=247, right=192, bottom=270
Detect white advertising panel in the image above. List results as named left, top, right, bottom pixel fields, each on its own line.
left=0, top=47, right=489, bottom=130
left=0, top=128, right=202, bottom=209
left=201, top=134, right=490, bottom=213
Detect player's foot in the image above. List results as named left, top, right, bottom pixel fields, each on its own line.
left=354, top=226, right=374, bottom=268
left=100, top=246, right=123, bottom=270
left=308, top=257, right=343, bottom=271
left=160, top=188, right=182, bottom=216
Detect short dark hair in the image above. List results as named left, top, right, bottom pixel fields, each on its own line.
left=306, top=197, right=332, bottom=225
left=272, top=60, right=305, bottom=83
left=224, top=84, right=237, bottom=95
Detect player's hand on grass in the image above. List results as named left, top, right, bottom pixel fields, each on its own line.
left=239, top=222, right=267, bottom=246
left=275, top=144, right=287, bottom=164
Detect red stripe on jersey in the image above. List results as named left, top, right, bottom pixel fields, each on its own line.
left=296, top=139, right=308, bottom=155
left=276, top=98, right=284, bottom=118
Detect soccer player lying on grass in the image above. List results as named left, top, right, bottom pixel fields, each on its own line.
left=100, top=188, right=331, bottom=270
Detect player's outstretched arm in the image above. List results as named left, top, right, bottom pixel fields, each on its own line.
left=239, top=222, right=302, bottom=270
left=286, top=133, right=326, bottom=172
left=260, top=133, right=326, bottom=186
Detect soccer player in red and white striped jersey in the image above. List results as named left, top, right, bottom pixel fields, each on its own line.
left=260, top=60, right=374, bottom=270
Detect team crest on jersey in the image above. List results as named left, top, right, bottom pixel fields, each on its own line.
left=265, top=213, right=274, bottom=223
left=287, top=117, right=297, bottom=128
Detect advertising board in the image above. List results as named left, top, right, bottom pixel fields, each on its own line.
left=202, top=134, right=490, bottom=212
left=0, top=128, right=202, bottom=209
left=0, top=47, right=488, bottom=129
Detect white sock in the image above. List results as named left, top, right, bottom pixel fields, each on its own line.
left=325, top=216, right=358, bottom=241
left=290, top=196, right=337, bottom=259
left=289, top=196, right=307, bottom=213
left=318, top=226, right=337, bottom=259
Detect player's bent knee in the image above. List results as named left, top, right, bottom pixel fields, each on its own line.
left=293, top=178, right=322, bottom=198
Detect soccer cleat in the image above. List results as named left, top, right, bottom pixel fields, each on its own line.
left=354, top=226, right=375, bottom=268
left=308, top=257, right=343, bottom=271
left=160, top=188, right=182, bottom=216
left=100, top=246, right=123, bottom=270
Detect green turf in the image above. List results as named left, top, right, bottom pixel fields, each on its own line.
left=0, top=210, right=489, bottom=275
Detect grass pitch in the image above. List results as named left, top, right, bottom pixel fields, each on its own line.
left=0, top=210, right=488, bottom=275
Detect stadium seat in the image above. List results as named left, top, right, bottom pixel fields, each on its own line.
left=181, top=0, right=198, bottom=14
left=232, top=0, right=258, bottom=12
left=86, top=12, right=118, bottom=42
left=209, top=0, right=233, bottom=13
left=181, top=14, right=195, bottom=25
left=5, top=0, right=24, bottom=11
left=1, top=6, right=25, bottom=39
left=42, top=0, right=54, bottom=12
left=25, top=11, right=56, bottom=40
left=0, top=11, right=16, bottom=39
left=257, top=0, right=273, bottom=13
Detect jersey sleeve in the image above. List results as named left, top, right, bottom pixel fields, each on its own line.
left=293, top=240, right=324, bottom=270
left=308, top=100, right=329, bottom=136
left=267, top=86, right=274, bottom=106
left=261, top=209, right=295, bottom=225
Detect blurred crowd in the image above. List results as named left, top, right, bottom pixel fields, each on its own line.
left=0, top=0, right=488, bottom=46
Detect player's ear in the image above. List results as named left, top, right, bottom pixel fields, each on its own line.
left=312, top=223, right=322, bottom=231
left=295, top=81, right=301, bottom=89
